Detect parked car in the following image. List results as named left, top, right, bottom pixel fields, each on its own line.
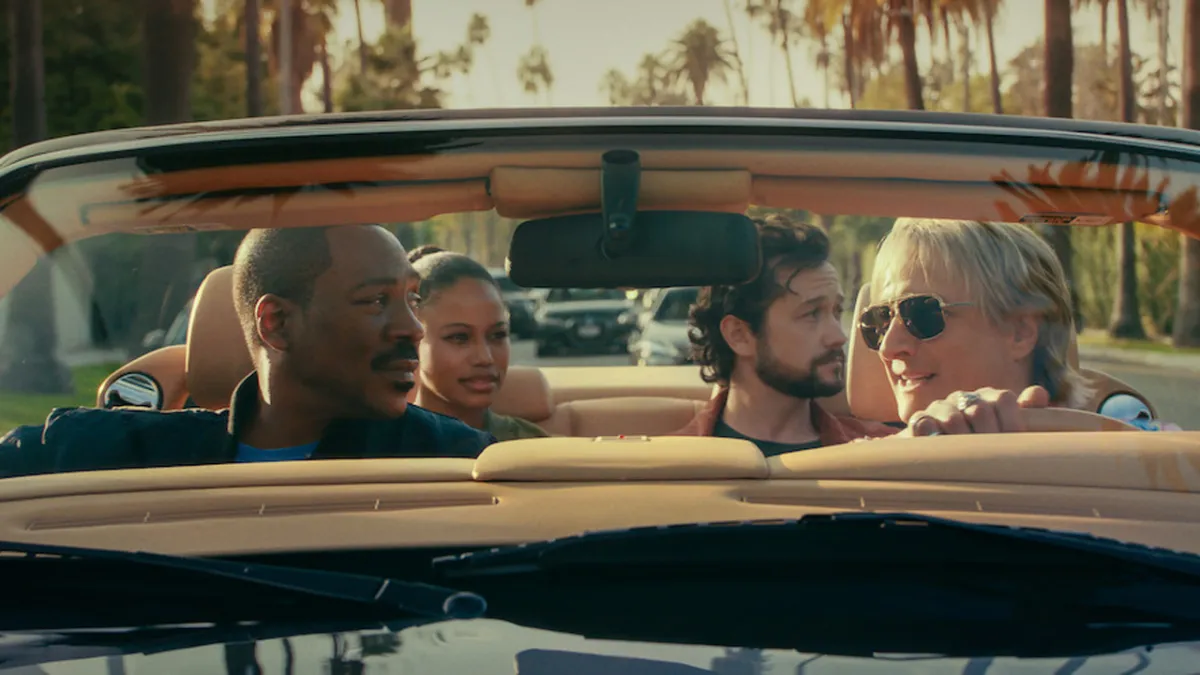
left=488, top=268, right=538, bottom=339
left=624, top=287, right=662, bottom=331
left=533, top=287, right=635, bottom=357
left=628, top=286, right=699, bottom=366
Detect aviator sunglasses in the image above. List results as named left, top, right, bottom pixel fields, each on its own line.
left=858, top=294, right=973, bottom=351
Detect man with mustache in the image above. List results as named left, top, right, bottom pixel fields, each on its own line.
left=672, top=216, right=900, bottom=452
left=0, top=225, right=494, bottom=477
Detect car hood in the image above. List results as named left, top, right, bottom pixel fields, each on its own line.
left=9, top=618, right=1200, bottom=673
left=539, top=300, right=632, bottom=315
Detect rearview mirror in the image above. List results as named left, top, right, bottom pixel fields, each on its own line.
left=507, top=211, right=761, bottom=288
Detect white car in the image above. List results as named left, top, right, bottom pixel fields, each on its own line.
left=628, top=286, right=699, bottom=366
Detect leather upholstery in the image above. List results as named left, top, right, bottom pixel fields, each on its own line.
left=186, top=266, right=253, bottom=410
left=95, top=345, right=190, bottom=410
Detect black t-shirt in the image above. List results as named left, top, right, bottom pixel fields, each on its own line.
left=713, top=417, right=822, bottom=456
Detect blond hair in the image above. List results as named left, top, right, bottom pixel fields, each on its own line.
left=870, top=218, right=1092, bottom=408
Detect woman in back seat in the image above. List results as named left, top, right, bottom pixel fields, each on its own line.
left=408, top=246, right=549, bottom=441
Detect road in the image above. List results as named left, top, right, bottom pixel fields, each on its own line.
left=1080, top=358, right=1200, bottom=430
left=509, top=341, right=1200, bottom=430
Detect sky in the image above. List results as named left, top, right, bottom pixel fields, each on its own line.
left=207, top=0, right=1183, bottom=112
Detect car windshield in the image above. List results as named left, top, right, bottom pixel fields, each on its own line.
left=5, top=1, right=1200, bottom=668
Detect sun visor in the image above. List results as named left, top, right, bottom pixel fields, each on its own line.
left=490, top=167, right=751, bottom=218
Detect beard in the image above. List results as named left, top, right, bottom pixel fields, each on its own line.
left=754, top=336, right=845, bottom=400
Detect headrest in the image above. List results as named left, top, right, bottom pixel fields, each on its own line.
left=846, top=283, right=901, bottom=423
left=186, top=265, right=254, bottom=409
left=491, top=366, right=554, bottom=421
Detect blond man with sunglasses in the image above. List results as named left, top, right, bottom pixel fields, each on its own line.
left=860, top=217, right=1085, bottom=436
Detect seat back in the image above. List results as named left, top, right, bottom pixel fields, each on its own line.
left=95, top=345, right=191, bottom=410
left=187, top=266, right=254, bottom=409
left=846, top=283, right=1157, bottom=423
left=487, top=366, right=709, bottom=436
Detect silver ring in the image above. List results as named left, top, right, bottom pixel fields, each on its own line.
left=956, top=391, right=982, bottom=412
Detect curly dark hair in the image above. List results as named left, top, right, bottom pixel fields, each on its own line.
left=688, top=215, right=832, bottom=384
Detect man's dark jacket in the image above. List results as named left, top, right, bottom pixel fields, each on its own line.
left=0, top=373, right=496, bottom=479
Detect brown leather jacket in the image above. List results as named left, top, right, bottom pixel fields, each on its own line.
left=670, top=387, right=900, bottom=446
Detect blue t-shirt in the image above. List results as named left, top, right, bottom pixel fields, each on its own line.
left=235, top=441, right=319, bottom=463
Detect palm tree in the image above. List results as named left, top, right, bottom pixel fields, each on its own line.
left=1108, top=0, right=1147, bottom=338
left=800, top=1, right=838, bottom=107
left=319, top=40, right=333, bottom=112
left=807, top=0, right=897, bottom=109
left=517, top=46, right=554, bottom=104
left=143, top=0, right=198, bottom=124
left=722, top=0, right=751, bottom=104
left=0, top=0, right=72, bottom=395
left=637, top=54, right=680, bottom=103
left=381, top=0, right=412, bottom=29
left=893, top=0, right=926, bottom=110
left=982, top=0, right=1004, bottom=113
left=517, top=0, right=552, bottom=104
left=599, top=54, right=691, bottom=106
left=668, top=19, right=735, bottom=105
left=746, top=0, right=804, bottom=107
left=1043, top=0, right=1082, bottom=328
left=264, top=0, right=338, bottom=114
left=246, top=0, right=263, bottom=116
left=353, top=0, right=368, bottom=74
left=1174, top=0, right=1200, bottom=347
left=1151, top=0, right=1171, bottom=123
left=600, top=68, right=631, bottom=105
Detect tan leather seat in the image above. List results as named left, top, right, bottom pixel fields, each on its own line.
left=95, top=266, right=249, bottom=411
left=846, top=284, right=1156, bottom=424
left=95, top=345, right=191, bottom=410
left=187, top=266, right=255, bottom=410
left=485, top=372, right=703, bottom=436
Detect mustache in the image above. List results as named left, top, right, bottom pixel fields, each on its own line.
left=371, top=343, right=419, bottom=370
left=812, top=350, right=846, bottom=367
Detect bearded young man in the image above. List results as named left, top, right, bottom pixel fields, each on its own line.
left=671, top=216, right=899, bottom=453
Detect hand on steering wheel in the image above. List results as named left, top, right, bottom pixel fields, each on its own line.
left=901, top=386, right=1139, bottom=436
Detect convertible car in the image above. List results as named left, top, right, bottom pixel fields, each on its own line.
left=1, top=108, right=1199, bottom=672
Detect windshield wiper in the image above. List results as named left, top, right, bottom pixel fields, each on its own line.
left=0, top=540, right=485, bottom=630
